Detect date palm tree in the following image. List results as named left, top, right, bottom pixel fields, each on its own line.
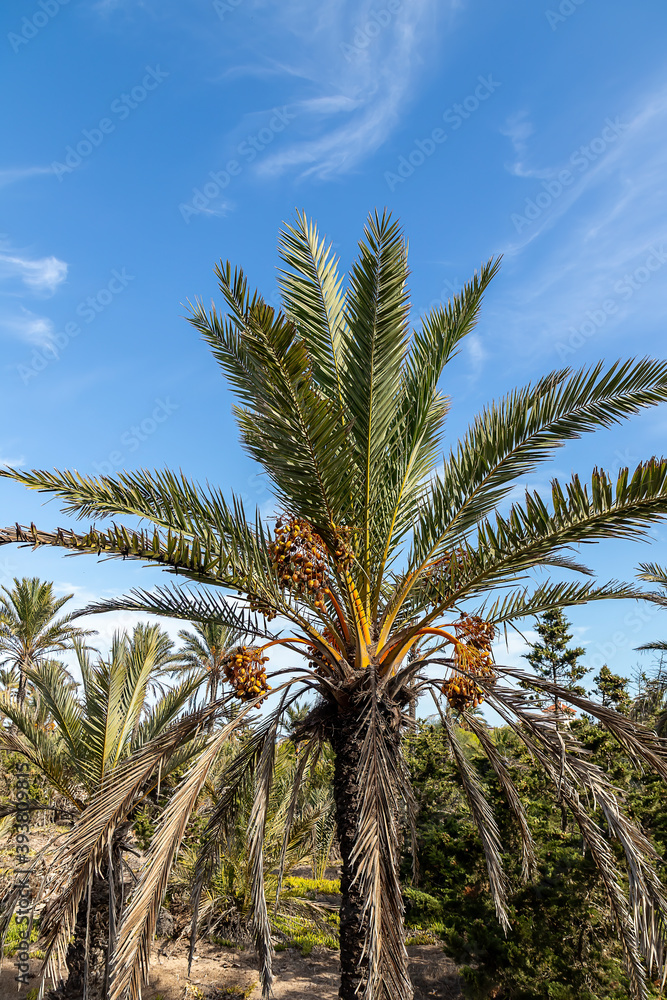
left=170, top=621, right=239, bottom=711
left=0, top=576, right=87, bottom=704
left=4, top=210, right=667, bottom=999
left=0, top=624, right=203, bottom=1000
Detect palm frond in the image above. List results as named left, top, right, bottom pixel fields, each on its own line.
left=463, top=713, right=537, bottom=881
left=108, top=708, right=254, bottom=1000
left=33, top=702, right=224, bottom=991
left=370, top=258, right=500, bottom=609
left=74, top=583, right=275, bottom=641
left=437, top=706, right=510, bottom=931
left=483, top=579, right=648, bottom=624
left=341, top=210, right=411, bottom=603
left=189, top=265, right=351, bottom=530
left=247, top=701, right=285, bottom=997
left=410, top=358, right=667, bottom=566
left=496, top=665, right=667, bottom=778
left=277, top=210, right=347, bottom=408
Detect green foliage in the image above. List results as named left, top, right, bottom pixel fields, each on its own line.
left=593, top=664, right=632, bottom=712
left=3, top=914, right=40, bottom=956
left=282, top=876, right=341, bottom=897
left=132, top=804, right=155, bottom=851
left=522, top=608, right=587, bottom=706
left=272, top=912, right=340, bottom=955
left=403, top=721, right=667, bottom=1000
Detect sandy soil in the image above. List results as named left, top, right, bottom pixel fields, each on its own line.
left=0, top=938, right=463, bottom=999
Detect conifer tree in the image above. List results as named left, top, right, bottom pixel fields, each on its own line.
left=523, top=608, right=587, bottom=714
left=593, top=663, right=631, bottom=713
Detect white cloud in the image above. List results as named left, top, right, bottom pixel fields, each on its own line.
left=0, top=252, right=68, bottom=295
left=244, top=0, right=448, bottom=180
left=1, top=308, right=56, bottom=346
left=500, top=111, right=534, bottom=163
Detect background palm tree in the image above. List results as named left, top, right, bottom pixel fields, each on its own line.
left=4, top=211, right=667, bottom=999
left=0, top=623, right=203, bottom=1000
left=0, top=577, right=88, bottom=705
left=169, top=621, right=240, bottom=710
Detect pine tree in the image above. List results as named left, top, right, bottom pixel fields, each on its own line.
left=593, top=664, right=631, bottom=713
left=523, top=608, right=587, bottom=716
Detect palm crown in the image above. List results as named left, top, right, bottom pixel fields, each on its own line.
left=4, top=210, right=667, bottom=1000
left=0, top=624, right=204, bottom=999
left=0, top=576, right=88, bottom=703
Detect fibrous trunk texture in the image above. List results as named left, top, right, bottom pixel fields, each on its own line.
left=332, top=700, right=413, bottom=1000
left=49, top=850, right=122, bottom=1000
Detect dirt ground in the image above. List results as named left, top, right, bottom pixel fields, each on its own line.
left=0, top=938, right=463, bottom=999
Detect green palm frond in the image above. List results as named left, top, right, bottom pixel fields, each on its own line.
left=277, top=209, right=347, bottom=408
left=342, top=210, right=411, bottom=602
left=0, top=694, right=84, bottom=806
left=637, top=562, right=667, bottom=588
left=482, top=579, right=649, bottom=625
left=411, top=358, right=667, bottom=566
left=73, top=583, right=274, bottom=641
left=434, top=462, right=667, bottom=610
left=24, top=657, right=84, bottom=760
left=189, top=265, right=351, bottom=529
left=370, top=259, right=500, bottom=611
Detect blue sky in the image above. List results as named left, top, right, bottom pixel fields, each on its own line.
left=1, top=0, right=667, bottom=691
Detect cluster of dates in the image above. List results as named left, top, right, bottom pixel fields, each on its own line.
left=442, top=614, right=497, bottom=712
left=222, top=645, right=271, bottom=702
left=269, top=517, right=330, bottom=610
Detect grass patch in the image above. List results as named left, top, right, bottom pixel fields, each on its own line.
left=3, top=915, right=39, bottom=957
left=272, top=912, right=340, bottom=955
left=282, top=876, right=341, bottom=897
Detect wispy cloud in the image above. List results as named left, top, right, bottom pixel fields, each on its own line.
left=0, top=453, right=25, bottom=468
left=0, top=241, right=68, bottom=348
left=488, top=79, right=667, bottom=365
left=1, top=309, right=56, bottom=346
left=242, top=0, right=447, bottom=180
left=0, top=167, right=52, bottom=189
left=0, top=252, right=68, bottom=295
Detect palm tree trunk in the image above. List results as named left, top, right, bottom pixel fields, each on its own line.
left=332, top=705, right=413, bottom=1000
left=48, top=848, right=122, bottom=1000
